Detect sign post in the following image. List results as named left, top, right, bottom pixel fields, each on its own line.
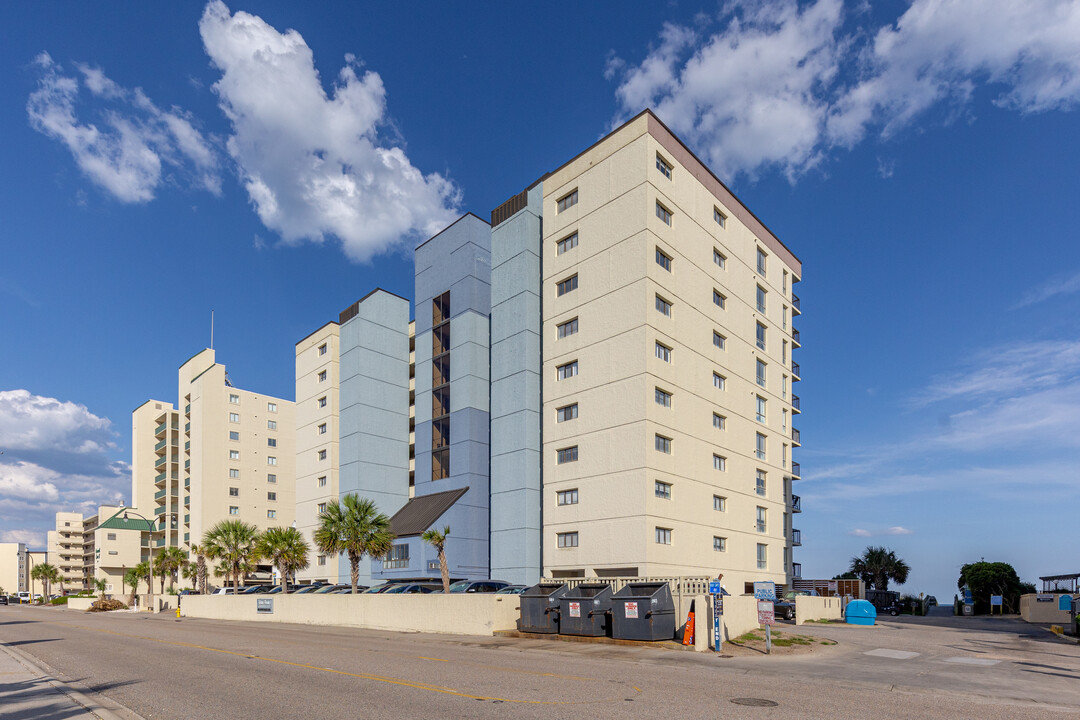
left=990, top=595, right=1003, bottom=615
left=709, top=580, right=724, bottom=652
left=754, top=583, right=777, bottom=655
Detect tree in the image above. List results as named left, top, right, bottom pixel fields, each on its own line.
left=202, top=520, right=260, bottom=592
left=31, top=563, right=58, bottom=600
left=94, top=578, right=107, bottom=599
left=133, top=561, right=152, bottom=594
left=832, top=571, right=859, bottom=580
left=849, top=546, right=910, bottom=591
left=256, top=527, right=310, bottom=592
left=156, top=546, right=188, bottom=593
left=421, top=525, right=451, bottom=593
left=958, top=561, right=1029, bottom=614
left=189, top=543, right=209, bottom=594
left=124, top=567, right=141, bottom=604
left=314, top=494, right=395, bottom=594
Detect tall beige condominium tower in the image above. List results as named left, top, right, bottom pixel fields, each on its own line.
left=132, top=349, right=295, bottom=564
left=541, top=111, right=802, bottom=591
left=48, top=511, right=85, bottom=588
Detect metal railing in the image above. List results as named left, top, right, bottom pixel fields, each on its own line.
left=792, top=328, right=800, bottom=344
left=791, top=461, right=801, bottom=477
left=792, top=427, right=801, bottom=444
left=792, top=529, right=802, bottom=546
left=155, top=423, right=167, bottom=436
left=792, top=394, right=800, bottom=411
left=792, top=563, right=802, bottom=578
left=791, top=494, right=801, bottom=512
left=792, top=361, right=800, bottom=379
left=792, top=293, right=800, bottom=312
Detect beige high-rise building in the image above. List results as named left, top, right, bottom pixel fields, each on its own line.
left=132, top=349, right=295, bottom=573
left=537, top=111, right=802, bottom=592
left=0, top=542, right=29, bottom=594
left=48, top=511, right=85, bottom=589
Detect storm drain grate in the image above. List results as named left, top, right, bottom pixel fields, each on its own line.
left=731, top=698, right=779, bottom=707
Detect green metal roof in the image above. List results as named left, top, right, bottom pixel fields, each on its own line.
left=97, top=509, right=154, bottom=532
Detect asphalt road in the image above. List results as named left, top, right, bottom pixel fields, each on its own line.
left=1, top=604, right=1078, bottom=719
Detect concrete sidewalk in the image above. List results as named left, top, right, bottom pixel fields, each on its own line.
left=0, top=640, right=143, bottom=719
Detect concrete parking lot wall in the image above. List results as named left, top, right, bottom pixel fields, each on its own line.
left=1020, top=594, right=1076, bottom=624
left=180, top=593, right=522, bottom=636
left=66, top=597, right=95, bottom=611
left=795, top=596, right=842, bottom=626
left=719, top=595, right=760, bottom=642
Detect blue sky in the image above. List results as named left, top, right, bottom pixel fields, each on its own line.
left=2, top=1, right=1079, bottom=600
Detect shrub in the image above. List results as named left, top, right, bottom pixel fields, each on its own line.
left=50, top=596, right=68, bottom=605
left=87, top=599, right=128, bottom=612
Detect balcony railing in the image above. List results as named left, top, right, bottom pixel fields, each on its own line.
left=184, top=478, right=190, bottom=488
left=792, top=328, right=800, bottom=345
left=792, top=427, right=801, bottom=445
left=155, top=538, right=166, bottom=547
left=184, top=404, right=190, bottom=414
left=791, top=362, right=800, bottom=380
left=155, top=472, right=166, bottom=483
left=792, top=529, right=802, bottom=546
left=185, top=422, right=190, bottom=433
left=154, top=456, right=167, bottom=468
left=792, top=562, right=802, bottom=578
left=184, top=459, right=190, bottom=469
left=791, top=461, right=801, bottom=478
left=154, top=506, right=167, bottom=516
left=792, top=394, right=800, bottom=411
left=154, top=423, right=167, bottom=436
left=154, top=488, right=168, bottom=500
left=791, top=494, right=801, bottom=512
left=184, top=441, right=190, bottom=451
left=184, top=496, right=190, bottom=507
left=184, top=514, right=190, bottom=524
left=154, top=438, right=167, bottom=452
left=792, top=293, right=801, bottom=313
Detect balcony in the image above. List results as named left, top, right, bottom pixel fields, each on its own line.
left=792, top=562, right=802, bottom=578
left=792, top=394, right=800, bottom=413
left=792, top=427, right=801, bottom=446
left=792, top=529, right=802, bottom=546
left=791, top=361, right=800, bottom=380
left=184, top=496, right=190, bottom=507
left=155, top=472, right=167, bottom=485
left=184, top=404, right=190, bottom=414
left=185, top=422, right=190, bottom=433
left=154, top=506, right=167, bottom=516
left=184, top=478, right=190, bottom=488
left=154, top=488, right=168, bottom=500
left=184, top=514, right=190, bottom=524
left=184, top=459, right=190, bottom=470
left=791, top=461, right=801, bottom=478
left=791, top=494, right=802, bottom=513
left=154, top=456, right=167, bottom=469
left=184, top=441, right=190, bottom=452
left=155, top=538, right=166, bottom=547
left=792, top=293, right=801, bottom=314
left=792, top=328, right=800, bottom=347
left=184, top=533, right=190, bottom=543
left=154, top=423, right=167, bottom=437
left=154, top=438, right=167, bottom=452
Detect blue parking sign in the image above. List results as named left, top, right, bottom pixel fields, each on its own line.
left=709, top=581, right=722, bottom=595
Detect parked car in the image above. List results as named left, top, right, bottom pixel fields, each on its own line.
left=0, top=595, right=9, bottom=605
left=362, top=583, right=399, bottom=594
left=293, top=584, right=327, bottom=594
left=330, top=586, right=368, bottom=594
left=495, top=585, right=528, bottom=595
left=211, top=587, right=235, bottom=595
left=17, top=592, right=32, bottom=603
left=773, top=599, right=796, bottom=621
left=313, top=584, right=351, bottom=594
left=384, top=583, right=440, bottom=594
left=447, top=580, right=510, bottom=594
left=239, top=585, right=266, bottom=595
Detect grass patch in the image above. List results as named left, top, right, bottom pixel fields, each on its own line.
left=771, top=635, right=814, bottom=647
left=818, top=640, right=837, bottom=645
left=732, top=631, right=764, bottom=644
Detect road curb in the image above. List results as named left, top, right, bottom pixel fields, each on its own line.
left=0, top=640, right=146, bottom=720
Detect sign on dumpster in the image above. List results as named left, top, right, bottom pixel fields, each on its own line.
left=754, top=581, right=777, bottom=601
left=569, top=601, right=581, bottom=617
left=625, top=601, right=639, bottom=619
left=757, top=600, right=775, bottom=625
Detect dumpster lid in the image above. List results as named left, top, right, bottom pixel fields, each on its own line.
left=622, top=582, right=668, bottom=594
left=846, top=599, right=877, bottom=617
left=569, top=583, right=611, bottom=598
left=521, top=583, right=566, bottom=598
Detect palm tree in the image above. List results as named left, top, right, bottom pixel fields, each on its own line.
left=202, top=520, right=260, bottom=592
left=256, top=527, right=310, bottom=592
left=123, top=567, right=140, bottom=604
left=849, top=546, right=911, bottom=591
left=181, top=562, right=198, bottom=591
left=314, top=494, right=395, bottom=594
left=133, top=561, right=152, bottom=594
left=30, top=563, right=55, bottom=600
left=93, top=578, right=107, bottom=599
left=421, top=525, right=451, bottom=593
left=190, top=543, right=209, bottom=594
left=156, top=546, right=188, bottom=593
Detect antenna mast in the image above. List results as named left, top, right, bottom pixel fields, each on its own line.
left=211, top=310, right=214, bottom=350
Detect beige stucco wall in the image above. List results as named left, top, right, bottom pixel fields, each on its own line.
left=795, top=596, right=843, bottom=625
left=541, top=114, right=801, bottom=590
left=1020, top=594, right=1076, bottom=624
left=0, top=543, right=28, bottom=594
left=67, top=597, right=95, bottom=611
left=180, top=594, right=522, bottom=636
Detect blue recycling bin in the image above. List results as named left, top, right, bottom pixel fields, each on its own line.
left=845, top=599, right=876, bottom=626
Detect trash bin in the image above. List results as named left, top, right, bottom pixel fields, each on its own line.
left=845, top=599, right=876, bottom=626
left=517, top=584, right=569, bottom=634
left=559, top=583, right=613, bottom=637
left=611, top=582, right=676, bottom=641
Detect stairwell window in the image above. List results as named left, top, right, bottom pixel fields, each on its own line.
left=557, top=274, right=578, bottom=297
left=756, top=470, right=767, bottom=496
left=757, top=543, right=768, bottom=570
left=655, top=342, right=672, bottom=362
left=757, top=247, right=768, bottom=276
left=713, top=413, right=726, bottom=430
left=229, top=506, right=239, bottom=515
left=757, top=322, right=767, bottom=350
left=714, top=207, right=727, bottom=228
left=268, top=402, right=277, bottom=412
left=756, top=433, right=767, bottom=460
left=757, top=359, right=767, bottom=388
left=713, top=455, right=726, bottom=472
left=655, top=434, right=672, bottom=454
left=557, top=361, right=578, bottom=380
left=714, top=495, right=726, bottom=512
left=756, top=396, right=767, bottom=423
left=229, top=413, right=239, bottom=423
left=757, top=506, right=767, bottom=533
left=267, top=456, right=277, bottom=465
left=714, top=331, right=726, bottom=350
left=557, top=489, right=578, bottom=505
left=713, top=290, right=726, bottom=309
left=557, top=189, right=578, bottom=213
left=229, top=394, right=240, bottom=404
left=318, top=423, right=327, bottom=435
left=713, top=372, right=726, bottom=390
left=655, top=481, right=672, bottom=499
left=318, top=502, right=326, bottom=513
left=655, top=388, right=672, bottom=407
left=714, top=537, right=727, bottom=552
left=714, top=249, right=726, bottom=269
left=229, top=450, right=239, bottom=460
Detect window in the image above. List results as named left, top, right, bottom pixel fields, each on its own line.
left=268, top=402, right=277, bottom=412
left=655, top=434, right=671, bottom=454
left=433, top=448, right=449, bottom=480
left=782, top=409, right=788, bottom=431
left=756, top=470, right=767, bottom=496
left=317, top=555, right=326, bottom=566
left=656, top=203, right=672, bottom=226
left=556, top=404, right=578, bottom=422
left=757, top=507, right=767, bottom=533
left=107, top=533, right=116, bottom=541
left=229, top=506, right=239, bottom=516
left=713, top=372, right=726, bottom=390
left=318, top=370, right=327, bottom=382
left=783, top=306, right=788, bottom=330
left=318, top=476, right=326, bottom=487
left=557, top=361, right=578, bottom=380
left=783, top=270, right=789, bottom=294
left=318, top=449, right=327, bottom=461
left=229, top=468, right=240, bottom=479
left=757, top=247, right=767, bottom=275
left=714, top=536, right=727, bottom=552
left=782, top=340, right=788, bottom=365
left=756, top=359, right=767, bottom=388
left=714, top=249, right=726, bottom=269
left=267, top=492, right=276, bottom=501
left=713, top=495, right=727, bottom=512
left=557, top=318, right=578, bottom=338
left=756, top=396, right=767, bottom=423
left=713, top=331, right=726, bottom=350
left=384, top=544, right=410, bottom=569
left=783, top=443, right=788, bottom=467
left=756, top=433, right=767, bottom=460
left=109, top=550, right=118, bottom=555
left=229, top=394, right=240, bottom=404
left=267, top=474, right=276, bottom=483
left=557, top=232, right=579, bottom=255
left=229, top=487, right=239, bottom=496
left=757, top=543, right=768, bottom=570
left=756, top=322, right=767, bottom=350
left=318, top=343, right=327, bottom=356
left=655, top=295, right=672, bottom=316
left=557, top=189, right=578, bottom=212
left=229, top=450, right=240, bottom=460
left=655, top=527, right=672, bottom=545
left=268, top=437, right=277, bottom=447
left=268, top=456, right=278, bottom=465
left=318, top=396, right=327, bottom=409
left=713, top=454, right=726, bottom=472
left=317, top=502, right=327, bottom=514
left=229, top=431, right=239, bottom=441
left=655, top=388, right=672, bottom=407
left=713, top=413, right=726, bottom=430
left=557, top=532, right=579, bottom=548
left=756, top=285, right=767, bottom=313
left=655, top=342, right=671, bottom=362
left=557, top=446, right=578, bottom=464
left=655, top=480, right=672, bottom=499
left=318, top=423, right=327, bottom=435
left=655, top=247, right=672, bottom=270
left=556, top=274, right=578, bottom=296
left=656, top=153, right=673, bottom=178
left=713, top=290, right=726, bottom=309
left=557, top=489, right=578, bottom=505
left=229, top=413, right=239, bottom=423
left=714, top=207, right=727, bottom=228
left=267, top=510, right=276, bottom=519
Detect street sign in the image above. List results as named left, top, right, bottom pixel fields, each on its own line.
left=708, top=581, right=723, bottom=595
left=754, top=581, right=777, bottom=601
left=990, top=595, right=1003, bottom=606
left=256, top=598, right=273, bottom=614
left=757, top=600, right=775, bottom=625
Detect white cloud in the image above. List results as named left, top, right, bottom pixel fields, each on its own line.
left=0, top=389, right=113, bottom=456
left=27, top=53, right=220, bottom=202
left=850, top=528, right=872, bottom=537
left=611, top=0, right=1080, bottom=182
left=885, top=526, right=913, bottom=536
left=0, top=528, right=46, bottom=547
left=1014, top=270, right=1080, bottom=308
left=0, top=462, right=59, bottom=502
left=198, top=1, right=460, bottom=262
